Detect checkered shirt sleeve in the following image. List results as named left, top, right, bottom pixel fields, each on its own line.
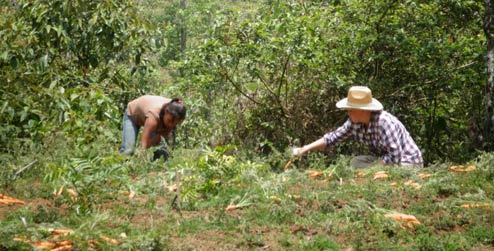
left=323, top=119, right=353, bottom=148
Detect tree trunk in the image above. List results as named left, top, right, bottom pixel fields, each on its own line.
left=484, top=0, right=494, bottom=149
left=180, top=0, right=187, bottom=53
left=179, top=0, right=186, bottom=77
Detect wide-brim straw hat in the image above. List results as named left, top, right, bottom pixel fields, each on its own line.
left=336, top=86, right=383, bottom=111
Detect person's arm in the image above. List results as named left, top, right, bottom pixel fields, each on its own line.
left=141, top=117, right=158, bottom=149
left=293, top=138, right=326, bottom=157
left=293, top=119, right=353, bottom=157
left=149, top=133, right=162, bottom=146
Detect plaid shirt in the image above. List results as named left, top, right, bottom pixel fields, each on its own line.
left=323, top=111, right=423, bottom=164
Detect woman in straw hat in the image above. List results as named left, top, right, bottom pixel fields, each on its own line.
left=292, top=86, right=423, bottom=168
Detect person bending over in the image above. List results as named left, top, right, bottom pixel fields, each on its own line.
left=292, top=86, right=423, bottom=168
left=119, top=95, right=186, bottom=160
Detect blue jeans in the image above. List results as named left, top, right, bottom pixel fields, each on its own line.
left=119, top=109, right=139, bottom=155
left=119, top=109, right=168, bottom=161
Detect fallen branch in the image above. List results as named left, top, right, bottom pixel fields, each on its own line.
left=14, top=160, right=38, bottom=177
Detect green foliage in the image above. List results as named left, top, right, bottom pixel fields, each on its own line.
left=44, top=154, right=128, bottom=214
left=1, top=1, right=494, bottom=249
left=180, top=1, right=347, bottom=151
left=172, top=146, right=266, bottom=208
left=176, top=0, right=485, bottom=164
left=0, top=0, right=155, bottom=153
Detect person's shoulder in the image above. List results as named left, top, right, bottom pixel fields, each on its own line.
left=141, top=95, right=170, bottom=102
left=141, top=95, right=164, bottom=99
left=374, top=110, right=397, bottom=124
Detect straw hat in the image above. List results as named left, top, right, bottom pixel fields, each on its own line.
left=336, top=86, right=383, bottom=111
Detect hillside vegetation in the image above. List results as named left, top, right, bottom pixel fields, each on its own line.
left=1, top=0, right=493, bottom=250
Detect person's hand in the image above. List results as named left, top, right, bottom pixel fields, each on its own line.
left=292, top=147, right=305, bottom=158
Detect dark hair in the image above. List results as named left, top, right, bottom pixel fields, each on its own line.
left=160, top=98, right=186, bottom=121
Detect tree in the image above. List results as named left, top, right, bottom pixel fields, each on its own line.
left=0, top=0, right=154, bottom=151
left=484, top=0, right=494, bottom=148
left=178, top=0, right=485, bottom=163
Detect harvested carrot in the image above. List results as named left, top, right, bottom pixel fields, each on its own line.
left=404, top=180, right=421, bottom=189
left=226, top=204, right=237, bottom=211
left=167, top=184, right=178, bottom=192
left=88, top=240, right=99, bottom=248
left=460, top=203, right=490, bottom=209
left=51, top=229, right=73, bottom=236
left=33, top=241, right=56, bottom=249
left=287, top=194, right=301, bottom=201
left=0, top=194, right=25, bottom=205
left=51, top=244, right=73, bottom=251
left=13, top=237, right=30, bottom=243
left=449, top=165, right=476, bottom=172
left=101, top=236, right=120, bottom=245
left=384, top=212, right=421, bottom=227
left=128, top=190, right=136, bottom=199
left=270, top=196, right=282, bottom=203
left=55, top=240, right=72, bottom=246
left=66, top=189, right=78, bottom=199
left=418, top=173, right=431, bottom=179
left=284, top=160, right=292, bottom=169
left=309, top=170, right=324, bottom=178
left=17, top=237, right=73, bottom=250
left=54, top=185, right=64, bottom=197
left=373, top=171, right=388, bottom=180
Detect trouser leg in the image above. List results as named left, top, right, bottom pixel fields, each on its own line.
left=350, top=155, right=379, bottom=169
left=400, top=162, right=424, bottom=169
left=119, top=109, right=139, bottom=155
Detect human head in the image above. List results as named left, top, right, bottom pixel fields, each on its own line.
left=347, top=109, right=372, bottom=124
left=160, top=98, right=187, bottom=128
left=336, top=86, right=383, bottom=111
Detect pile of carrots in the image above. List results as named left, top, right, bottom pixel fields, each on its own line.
left=0, top=194, right=25, bottom=205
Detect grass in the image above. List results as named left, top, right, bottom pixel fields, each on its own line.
left=1, top=141, right=494, bottom=250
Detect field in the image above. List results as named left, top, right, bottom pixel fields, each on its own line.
left=2, top=0, right=494, bottom=250
left=1, top=145, right=494, bottom=251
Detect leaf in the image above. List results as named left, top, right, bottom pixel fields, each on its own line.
left=1, top=51, right=8, bottom=61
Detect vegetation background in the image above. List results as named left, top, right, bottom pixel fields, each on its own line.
left=1, top=0, right=493, bottom=250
